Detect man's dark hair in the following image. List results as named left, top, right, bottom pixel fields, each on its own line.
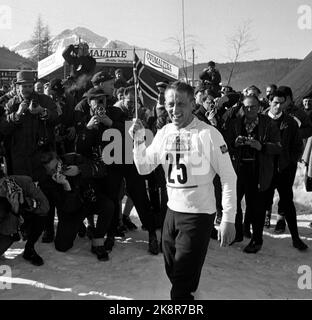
left=124, top=86, right=135, bottom=97
left=277, top=86, right=293, bottom=101
left=271, top=90, right=287, bottom=101
left=165, top=81, right=195, bottom=101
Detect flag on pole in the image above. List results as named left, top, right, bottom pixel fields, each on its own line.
left=133, top=51, right=159, bottom=110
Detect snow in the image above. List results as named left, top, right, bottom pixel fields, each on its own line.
left=0, top=164, right=312, bottom=300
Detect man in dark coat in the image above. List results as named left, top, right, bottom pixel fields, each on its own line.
left=263, top=90, right=308, bottom=251
left=271, top=86, right=312, bottom=233
left=62, top=43, right=96, bottom=79
left=0, top=71, right=58, bottom=181
left=199, top=61, right=221, bottom=97
left=226, top=95, right=282, bottom=253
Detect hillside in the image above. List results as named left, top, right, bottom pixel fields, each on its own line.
left=187, top=59, right=301, bottom=92
left=0, top=46, right=36, bottom=69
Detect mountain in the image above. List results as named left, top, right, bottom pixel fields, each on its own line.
left=186, top=58, right=301, bottom=92
left=10, top=26, right=187, bottom=67
left=0, top=46, right=36, bottom=69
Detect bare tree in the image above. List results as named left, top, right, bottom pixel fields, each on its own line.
left=226, top=20, right=257, bottom=85
left=164, top=34, right=204, bottom=83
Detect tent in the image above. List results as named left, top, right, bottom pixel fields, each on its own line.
left=278, top=51, right=312, bottom=105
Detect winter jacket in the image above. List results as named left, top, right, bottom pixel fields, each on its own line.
left=62, top=45, right=96, bottom=79
left=39, top=153, right=106, bottom=216
left=0, top=93, right=58, bottom=181
left=263, top=111, right=303, bottom=171
left=225, top=114, right=282, bottom=191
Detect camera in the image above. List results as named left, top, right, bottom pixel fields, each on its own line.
left=21, top=197, right=39, bottom=212
left=56, top=161, right=69, bottom=176
left=236, top=135, right=251, bottom=145
left=95, top=105, right=106, bottom=118
left=3, top=177, right=21, bottom=196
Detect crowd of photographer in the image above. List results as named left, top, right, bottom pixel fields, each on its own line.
left=0, top=52, right=311, bottom=268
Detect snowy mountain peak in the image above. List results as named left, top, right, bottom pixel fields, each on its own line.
left=10, top=26, right=186, bottom=67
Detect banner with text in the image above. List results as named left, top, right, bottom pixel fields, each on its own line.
left=144, top=51, right=179, bottom=80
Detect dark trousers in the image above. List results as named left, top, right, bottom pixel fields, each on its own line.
left=148, top=165, right=168, bottom=229
left=0, top=235, right=13, bottom=256
left=266, top=163, right=297, bottom=216
left=54, top=192, right=114, bottom=252
left=44, top=203, right=56, bottom=235
left=106, top=164, right=155, bottom=237
left=162, top=208, right=215, bottom=300
left=236, top=163, right=266, bottom=244
left=0, top=215, right=45, bottom=256
left=266, top=163, right=300, bottom=240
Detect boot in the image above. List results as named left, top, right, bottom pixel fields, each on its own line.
left=91, top=246, right=109, bottom=261
left=243, top=240, right=262, bottom=254
left=23, top=247, right=44, bottom=266
left=274, top=215, right=286, bottom=234
left=293, top=238, right=308, bottom=251
left=104, top=236, right=115, bottom=252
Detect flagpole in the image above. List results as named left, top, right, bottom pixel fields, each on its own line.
left=133, top=47, right=138, bottom=119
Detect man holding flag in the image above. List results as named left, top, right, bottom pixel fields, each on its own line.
left=129, top=81, right=236, bottom=300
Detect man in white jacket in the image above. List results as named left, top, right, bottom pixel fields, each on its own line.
left=129, top=81, right=237, bottom=300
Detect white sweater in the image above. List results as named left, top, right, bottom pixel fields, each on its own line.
left=133, top=117, right=237, bottom=223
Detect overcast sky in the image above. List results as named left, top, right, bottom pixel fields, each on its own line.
left=0, top=0, right=311, bottom=63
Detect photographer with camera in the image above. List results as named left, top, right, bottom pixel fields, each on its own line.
left=0, top=71, right=58, bottom=182
left=39, top=149, right=114, bottom=261
left=199, top=61, right=222, bottom=98
left=62, top=42, right=96, bottom=80
left=225, top=95, right=282, bottom=253
left=0, top=172, right=49, bottom=266
left=75, top=87, right=126, bottom=250
left=48, top=78, right=76, bottom=155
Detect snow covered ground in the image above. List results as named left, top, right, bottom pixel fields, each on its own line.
left=0, top=164, right=312, bottom=300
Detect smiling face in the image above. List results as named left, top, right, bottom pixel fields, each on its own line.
left=165, top=88, right=195, bottom=129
